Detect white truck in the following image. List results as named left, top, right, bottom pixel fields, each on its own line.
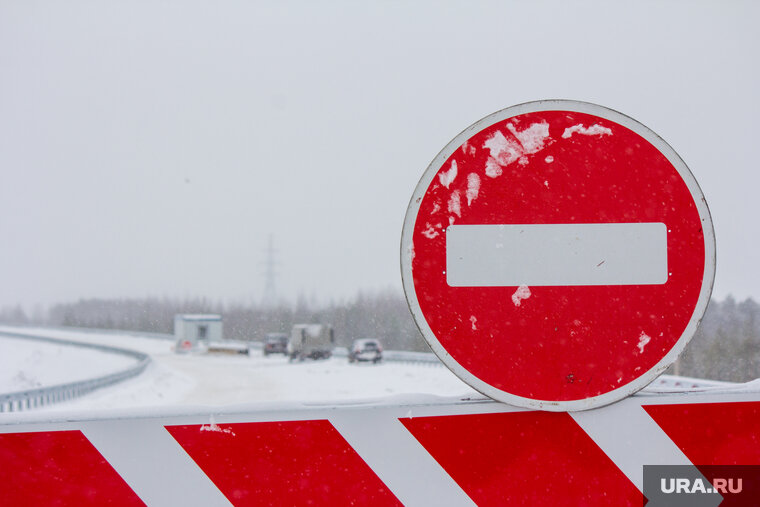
left=288, top=324, right=335, bottom=361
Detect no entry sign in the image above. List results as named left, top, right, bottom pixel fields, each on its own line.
left=401, top=100, right=715, bottom=411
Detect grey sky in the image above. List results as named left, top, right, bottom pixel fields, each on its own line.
left=1, top=1, right=758, bottom=309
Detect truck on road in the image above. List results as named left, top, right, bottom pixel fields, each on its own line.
left=288, top=324, right=335, bottom=361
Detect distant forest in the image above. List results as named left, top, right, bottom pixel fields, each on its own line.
left=0, top=290, right=430, bottom=353
left=1, top=293, right=758, bottom=382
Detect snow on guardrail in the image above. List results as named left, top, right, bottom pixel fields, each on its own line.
left=642, top=373, right=737, bottom=392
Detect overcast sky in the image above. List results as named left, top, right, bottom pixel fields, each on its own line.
left=1, top=1, right=758, bottom=310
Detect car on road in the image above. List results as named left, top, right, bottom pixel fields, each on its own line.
left=263, top=333, right=288, bottom=356
left=348, top=338, right=383, bottom=364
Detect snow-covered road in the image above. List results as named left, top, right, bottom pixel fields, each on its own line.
left=0, top=326, right=478, bottom=413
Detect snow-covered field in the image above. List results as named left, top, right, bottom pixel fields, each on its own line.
left=0, top=334, right=137, bottom=392
left=0, top=326, right=478, bottom=413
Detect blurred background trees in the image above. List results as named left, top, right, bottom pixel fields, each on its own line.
left=0, top=289, right=430, bottom=352
left=2, top=294, right=759, bottom=379
left=669, top=296, right=760, bottom=381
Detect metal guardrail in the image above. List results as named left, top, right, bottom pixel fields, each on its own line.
left=644, top=373, right=736, bottom=391
left=329, top=347, right=443, bottom=366
left=0, top=331, right=151, bottom=413
left=383, top=350, right=444, bottom=366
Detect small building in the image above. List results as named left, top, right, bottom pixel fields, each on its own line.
left=174, top=314, right=223, bottom=353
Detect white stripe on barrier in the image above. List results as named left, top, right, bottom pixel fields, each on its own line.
left=2, top=385, right=760, bottom=504
left=81, top=419, right=232, bottom=507
left=330, top=411, right=476, bottom=507
left=571, top=398, right=692, bottom=492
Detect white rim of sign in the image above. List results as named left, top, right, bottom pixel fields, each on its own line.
left=400, top=99, right=716, bottom=412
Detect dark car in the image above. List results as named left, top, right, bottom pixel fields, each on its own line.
left=263, top=333, right=288, bottom=356
left=348, top=338, right=383, bottom=364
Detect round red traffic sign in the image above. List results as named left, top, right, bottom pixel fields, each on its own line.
left=401, top=100, right=715, bottom=411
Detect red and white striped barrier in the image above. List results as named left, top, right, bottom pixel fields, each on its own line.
left=1, top=388, right=759, bottom=506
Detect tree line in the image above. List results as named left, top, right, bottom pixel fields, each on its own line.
left=669, top=296, right=760, bottom=382
left=0, top=289, right=430, bottom=352
left=1, top=293, right=759, bottom=381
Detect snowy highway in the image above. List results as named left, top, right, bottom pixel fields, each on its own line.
left=0, top=333, right=137, bottom=392
left=0, top=326, right=479, bottom=413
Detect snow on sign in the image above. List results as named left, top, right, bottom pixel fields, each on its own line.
left=401, top=100, right=716, bottom=411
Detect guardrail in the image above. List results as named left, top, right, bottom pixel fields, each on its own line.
left=329, top=347, right=443, bottom=366
left=383, top=350, right=444, bottom=366
left=644, top=373, right=736, bottom=391
left=0, top=331, right=151, bottom=413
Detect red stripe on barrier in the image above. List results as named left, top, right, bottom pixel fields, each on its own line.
left=166, top=420, right=401, bottom=506
left=400, top=411, right=641, bottom=506
left=644, top=401, right=760, bottom=465
left=0, top=430, right=143, bottom=506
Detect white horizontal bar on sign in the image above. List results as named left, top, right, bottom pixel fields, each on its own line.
left=446, top=223, right=667, bottom=287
